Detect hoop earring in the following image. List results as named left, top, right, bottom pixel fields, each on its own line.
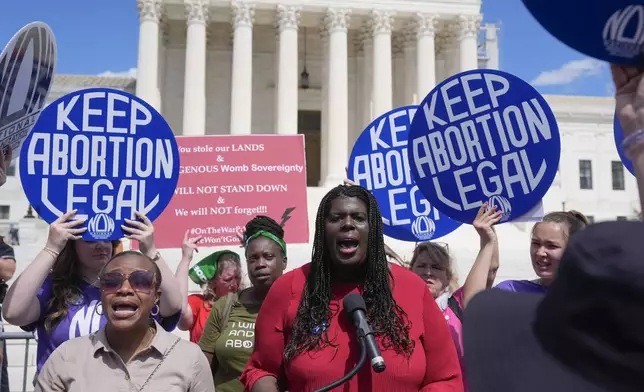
left=150, top=304, right=159, bottom=317
left=95, top=303, right=104, bottom=316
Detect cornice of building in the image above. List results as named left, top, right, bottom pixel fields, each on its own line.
left=543, top=94, right=616, bottom=124
left=159, top=0, right=482, bottom=26
left=48, top=74, right=136, bottom=102
left=47, top=75, right=616, bottom=124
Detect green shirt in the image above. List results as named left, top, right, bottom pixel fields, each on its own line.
left=198, top=291, right=259, bottom=392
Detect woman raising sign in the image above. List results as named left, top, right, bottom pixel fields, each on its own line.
left=241, top=185, right=462, bottom=392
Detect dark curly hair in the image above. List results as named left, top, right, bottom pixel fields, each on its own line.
left=242, top=215, right=286, bottom=255
left=283, top=185, right=414, bottom=362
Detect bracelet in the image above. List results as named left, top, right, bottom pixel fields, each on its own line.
left=622, top=129, right=644, bottom=160
left=43, top=247, right=60, bottom=259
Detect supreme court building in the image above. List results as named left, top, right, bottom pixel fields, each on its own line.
left=0, top=2, right=640, bottom=387
left=134, top=0, right=498, bottom=187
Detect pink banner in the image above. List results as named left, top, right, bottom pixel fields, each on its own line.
left=152, top=135, right=309, bottom=249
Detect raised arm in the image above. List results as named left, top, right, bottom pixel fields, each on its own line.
left=240, top=273, right=292, bottom=392
left=175, top=230, right=202, bottom=330
left=3, top=211, right=85, bottom=326
left=460, top=204, right=502, bottom=308
left=420, top=288, right=464, bottom=392
left=122, top=212, right=182, bottom=317
left=611, top=65, right=644, bottom=215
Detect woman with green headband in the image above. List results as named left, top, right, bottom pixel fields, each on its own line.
left=199, top=215, right=287, bottom=392
left=176, top=230, right=242, bottom=343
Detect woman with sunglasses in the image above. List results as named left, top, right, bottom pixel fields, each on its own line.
left=34, top=250, right=215, bottom=392
left=2, top=210, right=183, bottom=377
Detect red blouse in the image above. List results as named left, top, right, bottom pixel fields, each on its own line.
left=240, top=263, right=464, bottom=392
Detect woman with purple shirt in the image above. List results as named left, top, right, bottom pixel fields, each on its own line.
left=495, top=210, right=588, bottom=294
left=1, top=210, right=183, bottom=376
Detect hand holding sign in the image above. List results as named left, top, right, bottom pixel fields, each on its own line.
left=612, top=65, right=644, bottom=137
left=612, top=65, right=644, bottom=173
left=122, top=212, right=156, bottom=256
left=472, top=203, right=502, bottom=244
left=45, top=210, right=87, bottom=254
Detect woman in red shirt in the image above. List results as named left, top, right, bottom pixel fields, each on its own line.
left=240, top=185, right=463, bottom=392
left=176, top=230, right=242, bottom=343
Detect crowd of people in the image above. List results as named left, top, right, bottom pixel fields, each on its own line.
left=0, top=56, right=641, bottom=392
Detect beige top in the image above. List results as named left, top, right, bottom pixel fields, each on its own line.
left=34, top=321, right=216, bottom=392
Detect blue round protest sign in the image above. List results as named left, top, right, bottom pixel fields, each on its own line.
left=614, top=114, right=634, bottom=176
left=20, top=88, right=180, bottom=241
left=0, top=22, right=57, bottom=160
left=348, top=106, right=462, bottom=242
left=522, top=0, right=644, bottom=65
left=408, top=69, right=560, bottom=224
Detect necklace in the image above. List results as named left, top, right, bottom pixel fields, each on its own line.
left=143, top=327, right=156, bottom=349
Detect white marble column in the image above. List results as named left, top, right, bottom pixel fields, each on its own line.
left=273, top=29, right=280, bottom=132
left=485, top=24, right=499, bottom=70
left=361, top=24, right=373, bottom=124
left=371, top=10, right=394, bottom=117
left=230, top=2, right=255, bottom=135
left=415, top=13, right=437, bottom=102
left=322, top=8, right=351, bottom=187
left=136, top=0, right=162, bottom=110
left=158, top=19, right=167, bottom=113
left=392, top=33, right=405, bottom=108
left=403, top=28, right=416, bottom=105
left=182, top=0, right=209, bottom=136
left=319, top=25, right=329, bottom=185
left=458, top=14, right=482, bottom=72
left=275, top=5, right=300, bottom=135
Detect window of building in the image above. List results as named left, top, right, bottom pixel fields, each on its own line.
left=0, top=206, right=9, bottom=220
left=579, top=160, right=593, bottom=190
left=617, top=216, right=628, bottom=221
left=297, top=110, right=321, bottom=187
left=611, top=161, right=625, bottom=190
left=586, top=215, right=595, bottom=224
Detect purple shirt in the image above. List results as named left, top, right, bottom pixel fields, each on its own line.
left=495, top=279, right=547, bottom=294
left=21, top=276, right=180, bottom=373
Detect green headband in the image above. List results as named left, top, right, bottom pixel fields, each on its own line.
left=245, top=230, right=287, bottom=256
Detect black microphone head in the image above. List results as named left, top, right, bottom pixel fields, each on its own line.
left=343, top=292, right=366, bottom=314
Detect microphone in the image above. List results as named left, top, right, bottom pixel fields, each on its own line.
left=343, top=292, right=386, bottom=373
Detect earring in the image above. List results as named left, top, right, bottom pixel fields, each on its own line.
left=150, top=304, right=159, bottom=317
left=95, top=303, right=104, bottom=316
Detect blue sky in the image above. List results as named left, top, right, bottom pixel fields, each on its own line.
left=1, top=0, right=613, bottom=97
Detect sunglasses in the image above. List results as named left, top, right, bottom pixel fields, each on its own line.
left=415, top=241, right=450, bottom=253
left=99, top=270, right=155, bottom=294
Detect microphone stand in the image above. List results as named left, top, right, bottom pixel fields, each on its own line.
left=312, top=336, right=367, bottom=392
